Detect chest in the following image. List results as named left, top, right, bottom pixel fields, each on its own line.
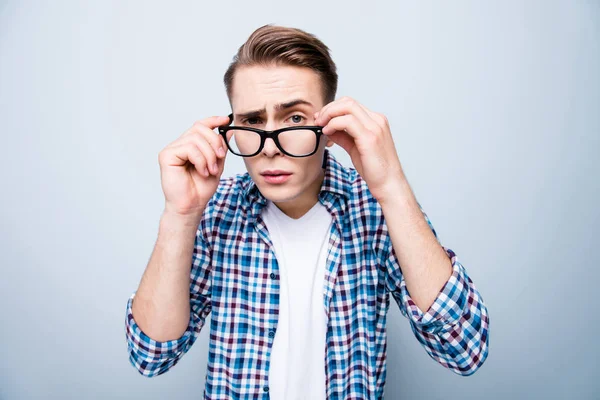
left=208, top=215, right=386, bottom=331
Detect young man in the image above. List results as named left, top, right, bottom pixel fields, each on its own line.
left=125, top=24, right=489, bottom=399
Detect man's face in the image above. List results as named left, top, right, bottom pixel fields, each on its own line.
left=230, top=64, right=334, bottom=209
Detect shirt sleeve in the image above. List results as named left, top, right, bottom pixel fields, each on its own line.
left=124, top=224, right=213, bottom=377
left=382, top=201, right=490, bottom=376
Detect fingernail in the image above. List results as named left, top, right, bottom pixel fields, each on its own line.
left=212, top=163, right=218, bottom=173
left=204, top=167, right=209, bottom=176
left=218, top=147, right=225, bottom=157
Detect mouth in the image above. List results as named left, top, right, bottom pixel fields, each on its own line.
left=260, top=170, right=293, bottom=176
left=260, top=171, right=293, bottom=184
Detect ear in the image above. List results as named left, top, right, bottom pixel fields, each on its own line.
left=326, top=138, right=334, bottom=147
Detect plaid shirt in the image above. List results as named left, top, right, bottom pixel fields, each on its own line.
left=125, top=149, right=489, bottom=399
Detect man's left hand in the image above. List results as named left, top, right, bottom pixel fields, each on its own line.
left=315, top=96, right=406, bottom=202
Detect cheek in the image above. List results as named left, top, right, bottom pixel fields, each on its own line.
left=300, top=160, right=321, bottom=181
left=242, top=158, right=251, bottom=171
left=243, top=159, right=258, bottom=177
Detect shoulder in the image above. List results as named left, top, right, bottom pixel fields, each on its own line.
left=345, top=167, right=382, bottom=216
left=197, top=172, right=249, bottom=237
left=340, top=167, right=389, bottom=256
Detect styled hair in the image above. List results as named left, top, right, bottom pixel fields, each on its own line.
left=223, top=24, right=338, bottom=106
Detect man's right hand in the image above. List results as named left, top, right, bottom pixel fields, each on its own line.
left=158, top=116, right=231, bottom=218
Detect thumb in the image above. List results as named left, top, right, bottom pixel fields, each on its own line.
left=327, top=130, right=354, bottom=154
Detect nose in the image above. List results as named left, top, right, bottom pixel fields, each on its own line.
left=261, top=134, right=281, bottom=156
left=259, top=118, right=281, bottom=156
left=264, top=118, right=277, bottom=132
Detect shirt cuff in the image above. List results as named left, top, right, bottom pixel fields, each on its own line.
left=124, top=292, right=194, bottom=363
left=398, top=246, right=469, bottom=334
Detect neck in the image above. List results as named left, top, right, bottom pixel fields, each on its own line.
left=272, top=168, right=325, bottom=219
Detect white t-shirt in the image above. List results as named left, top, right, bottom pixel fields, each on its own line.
left=260, top=198, right=333, bottom=400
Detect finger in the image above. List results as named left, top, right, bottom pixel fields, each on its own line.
left=189, top=122, right=228, bottom=160
left=191, top=135, right=221, bottom=175
left=325, top=129, right=354, bottom=154
left=322, top=114, right=365, bottom=139
left=317, top=98, right=377, bottom=131
left=169, top=117, right=230, bottom=158
left=184, top=143, right=211, bottom=177
left=356, top=103, right=388, bottom=128
left=196, top=115, right=232, bottom=130
left=162, top=142, right=210, bottom=177
left=217, top=129, right=236, bottom=153
left=313, top=98, right=339, bottom=125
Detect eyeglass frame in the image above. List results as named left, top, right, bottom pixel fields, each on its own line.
left=217, top=113, right=325, bottom=158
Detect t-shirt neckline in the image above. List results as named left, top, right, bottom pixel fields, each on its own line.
left=267, top=199, right=322, bottom=223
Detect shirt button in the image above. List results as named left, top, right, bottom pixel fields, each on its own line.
left=269, top=272, right=276, bottom=279
left=268, top=330, right=275, bottom=337
left=263, top=385, right=269, bottom=392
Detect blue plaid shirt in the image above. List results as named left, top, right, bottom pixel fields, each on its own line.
left=125, top=149, right=489, bottom=399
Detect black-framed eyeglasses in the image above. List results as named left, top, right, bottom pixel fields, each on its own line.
left=218, top=113, right=324, bottom=157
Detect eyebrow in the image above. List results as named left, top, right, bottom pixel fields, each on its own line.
left=235, top=99, right=314, bottom=120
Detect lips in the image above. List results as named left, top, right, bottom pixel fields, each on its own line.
left=262, top=173, right=292, bottom=184
left=260, top=170, right=292, bottom=176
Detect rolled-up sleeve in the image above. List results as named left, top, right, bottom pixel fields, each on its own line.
left=383, top=202, right=489, bottom=376
left=124, top=225, right=213, bottom=377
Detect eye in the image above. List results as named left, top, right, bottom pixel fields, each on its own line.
left=289, top=114, right=305, bottom=124
left=243, top=117, right=262, bottom=125
left=242, top=115, right=305, bottom=125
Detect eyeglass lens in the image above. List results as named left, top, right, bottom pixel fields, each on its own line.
left=226, top=129, right=317, bottom=156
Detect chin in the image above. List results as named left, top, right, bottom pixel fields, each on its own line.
left=259, top=186, right=300, bottom=203
left=255, top=178, right=302, bottom=202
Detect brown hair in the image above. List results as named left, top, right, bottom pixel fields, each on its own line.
left=223, top=24, right=338, bottom=106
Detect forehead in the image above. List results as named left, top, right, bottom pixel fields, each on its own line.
left=231, top=65, right=323, bottom=113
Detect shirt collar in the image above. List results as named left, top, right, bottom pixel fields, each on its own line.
left=241, top=148, right=351, bottom=205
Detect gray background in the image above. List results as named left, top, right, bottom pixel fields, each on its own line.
left=1, top=1, right=598, bottom=399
